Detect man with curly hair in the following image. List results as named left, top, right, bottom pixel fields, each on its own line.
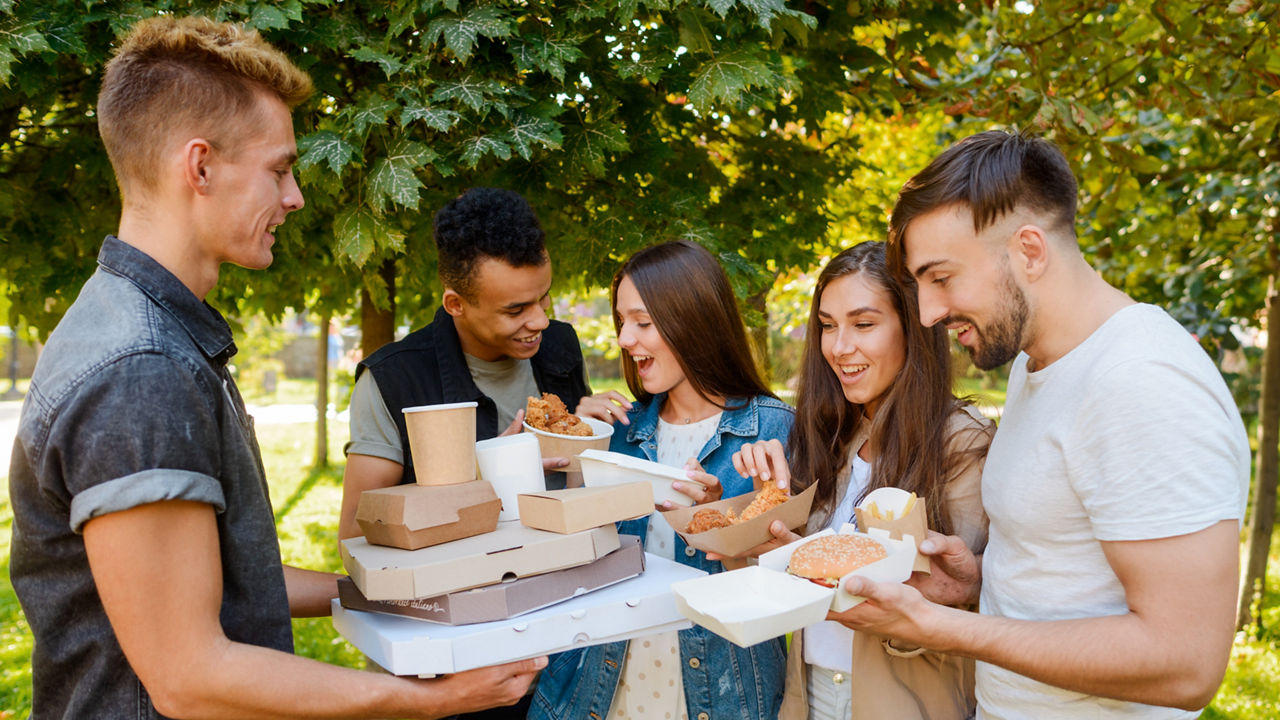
left=9, top=16, right=543, bottom=719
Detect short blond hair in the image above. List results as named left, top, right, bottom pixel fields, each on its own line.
left=97, top=15, right=313, bottom=202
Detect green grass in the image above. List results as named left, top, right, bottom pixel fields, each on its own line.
left=2, top=405, right=1279, bottom=718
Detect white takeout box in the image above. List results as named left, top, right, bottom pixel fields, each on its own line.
left=578, top=449, right=705, bottom=507
left=332, top=552, right=707, bottom=676
left=670, top=526, right=917, bottom=647
left=342, top=522, right=620, bottom=601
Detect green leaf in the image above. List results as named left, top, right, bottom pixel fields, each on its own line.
left=297, top=131, right=358, bottom=174
left=400, top=101, right=461, bottom=132
left=348, top=96, right=399, bottom=137
left=335, top=207, right=403, bottom=266
left=503, top=113, right=563, bottom=160
left=687, top=49, right=777, bottom=111
left=0, top=17, right=51, bottom=84
left=248, top=4, right=292, bottom=31
left=565, top=121, right=629, bottom=177
left=511, top=35, right=586, bottom=82
left=459, top=134, right=513, bottom=168
left=349, top=46, right=404, bottom=78
left=431, top=77, right=494, bottom=112
left=426, top=6, right=514, bottom=63
left=368, top=155, right=424, bottom=213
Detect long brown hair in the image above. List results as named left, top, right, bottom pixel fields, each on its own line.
left=611, top=241, right=775, bottom=407
left=789, top=242, right=986, bottom=535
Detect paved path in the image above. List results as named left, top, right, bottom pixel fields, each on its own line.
left=1, top=399, right=339, bottom=475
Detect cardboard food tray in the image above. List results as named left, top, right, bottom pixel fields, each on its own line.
left=355, top=480, right=501, bottom=550
left=341, top=521, right=620, bottom=601
left=670, top=526, right=917, bottom=647
left=337, top=536, right=645, bottom=625
left=332, top=552, right=707, bottom=676
left=577, top=449, right=705, bottom=508
left=518, top=482, right=654, bottom=534
left=661, top=482, right=817, bottom=557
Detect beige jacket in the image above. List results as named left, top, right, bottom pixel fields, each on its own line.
left=779, top=405, right=994, bottom=720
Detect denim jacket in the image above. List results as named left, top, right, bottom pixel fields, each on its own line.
left=530, top=393, right=794, bottom=720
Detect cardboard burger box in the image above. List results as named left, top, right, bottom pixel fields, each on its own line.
left=355, top=480, right=502, bottom=551
left=342, top=521, right=620, bottom=602
left=517, top=482, right=654, bottom=534
left=671, top=526, right=917, bottom=648
left=337, top=535, right=646, bottom=625
left=660, top=482, right=817, bottom=558
left=331, top=552, right=707, bottom=676
left=577, top=449, right=705, bottom=507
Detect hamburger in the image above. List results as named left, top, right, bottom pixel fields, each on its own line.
left=786, top=534, right=887, bottom=588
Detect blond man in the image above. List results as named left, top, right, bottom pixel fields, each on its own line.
left=8, top=16, right=541, bottom=719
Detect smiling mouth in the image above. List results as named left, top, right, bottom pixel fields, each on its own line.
left=516, top=332, right=542, bottom=344
left=632, top=354, right=654, bottom=372
left=838, top=363, right=868, bottom=375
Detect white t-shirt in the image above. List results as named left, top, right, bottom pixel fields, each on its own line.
left=803, top=452, right=872, bottom=672
left=977, top=304, right=1250, bottom=719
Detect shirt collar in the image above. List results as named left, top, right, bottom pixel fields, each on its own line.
left=97, top=235, right=238, bottom=364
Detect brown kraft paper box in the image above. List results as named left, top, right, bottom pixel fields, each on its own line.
left=336, top=535, right=645, bottom=625
left=355, top=480, right=502, bottom=551
left=662, top=482, right=817, bottom=557
left=854, top=491, right=930, bottom=573
left=517, top=482, right=653, bottom=534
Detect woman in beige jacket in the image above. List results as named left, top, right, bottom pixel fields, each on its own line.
left=727, top=242, right=994, bottom=720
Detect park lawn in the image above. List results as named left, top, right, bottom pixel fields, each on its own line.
left=0, top=412, right=1278, bottom=717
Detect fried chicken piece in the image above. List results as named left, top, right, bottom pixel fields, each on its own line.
left=525, top=393, right=594, bottom=436
left=685, top=508, right=735, bottom=534
left=737, top=484, right=788, bottom=523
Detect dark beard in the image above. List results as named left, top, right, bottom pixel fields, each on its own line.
left=969, top=270, right=1029, bottom=370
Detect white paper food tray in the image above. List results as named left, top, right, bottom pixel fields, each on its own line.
left=332, top=552, right=707, bottom=676
left=577, top=449, right=704, bottom=507
left=670, top=526, right=916, bottom=646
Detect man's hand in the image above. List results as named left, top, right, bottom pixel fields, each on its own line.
left=501, top=409, right=568, bottom=471
left=659, top=458, right=721, bottom=509
left=432, top=657, right=547, bottom=717
left=825, top=575, right=938, bottom=649
left=731, top=439, right=790, bottom=490
left=575, top=391, right=633, bottom=425
left=905, top=531, right=982, bottom=607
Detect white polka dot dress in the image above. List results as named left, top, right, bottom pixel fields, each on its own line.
left=606, top=413, right=720, bottom=720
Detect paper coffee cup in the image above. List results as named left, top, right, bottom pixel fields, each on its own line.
left=403, top=402, right=478, bottom=486
left=475, top=433, right=544, bottom=521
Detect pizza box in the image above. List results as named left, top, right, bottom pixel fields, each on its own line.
left=336, top=535, right=645, bottom=625
left=341, top=521, right=620, bottom=601
left=517, top=482, right=653, bottom=534
left=577, top=449, right=705, bottom=507
left=670, top=526, right=916, bottom=647
left=660, top=482, right=817, bottom=557
left=331, top=552, right=707, bottom=676
left=355, top=480, right=501, bottom=550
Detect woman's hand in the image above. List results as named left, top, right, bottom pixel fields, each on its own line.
left=660, top=458, right=721, bottom=509
left=731, top=439, right=791, bottom=490
left=574, top=391, right=633, bottom=425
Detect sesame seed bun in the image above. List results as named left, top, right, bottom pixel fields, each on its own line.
left=786, top=534, right=888, bottom=587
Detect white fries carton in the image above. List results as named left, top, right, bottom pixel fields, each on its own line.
left=671, top=526, right=917, bottom=647
left=332, top=552, right=706, bottom=676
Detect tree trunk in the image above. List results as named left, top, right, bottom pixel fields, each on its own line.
left=313, top=312, right=331, bottom=469
left=747, top=290, right=771, bottom=386
left=360, top=258, right=397, bottom=359
left=1238, top=271, right=1280, bottom=632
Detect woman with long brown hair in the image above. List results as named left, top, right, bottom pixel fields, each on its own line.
left=731, top=241, right=993, bottom=720
left=531, top=240, right=794, bottom=720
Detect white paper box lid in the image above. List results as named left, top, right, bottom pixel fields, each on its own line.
left=671, top=565, right=832, bottom=648
left=332, top=552, right=707, bottom=676
left=578, top=449, right=704, bottom=507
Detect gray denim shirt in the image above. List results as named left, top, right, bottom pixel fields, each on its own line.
left=8, top=236, right=293, bottom=719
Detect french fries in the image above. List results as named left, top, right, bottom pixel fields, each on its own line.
left=862, top=492, right=919, bottom=522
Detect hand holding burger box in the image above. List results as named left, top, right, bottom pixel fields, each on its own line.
left=854, top=486, right=931, bottom=573
left=670, top=525, right=916, bottom=648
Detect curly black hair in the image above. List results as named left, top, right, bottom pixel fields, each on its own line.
left=434, top=187, right=548, bottom=300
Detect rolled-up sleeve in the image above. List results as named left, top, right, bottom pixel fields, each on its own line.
left=41, top=352, right=228, bottom=533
